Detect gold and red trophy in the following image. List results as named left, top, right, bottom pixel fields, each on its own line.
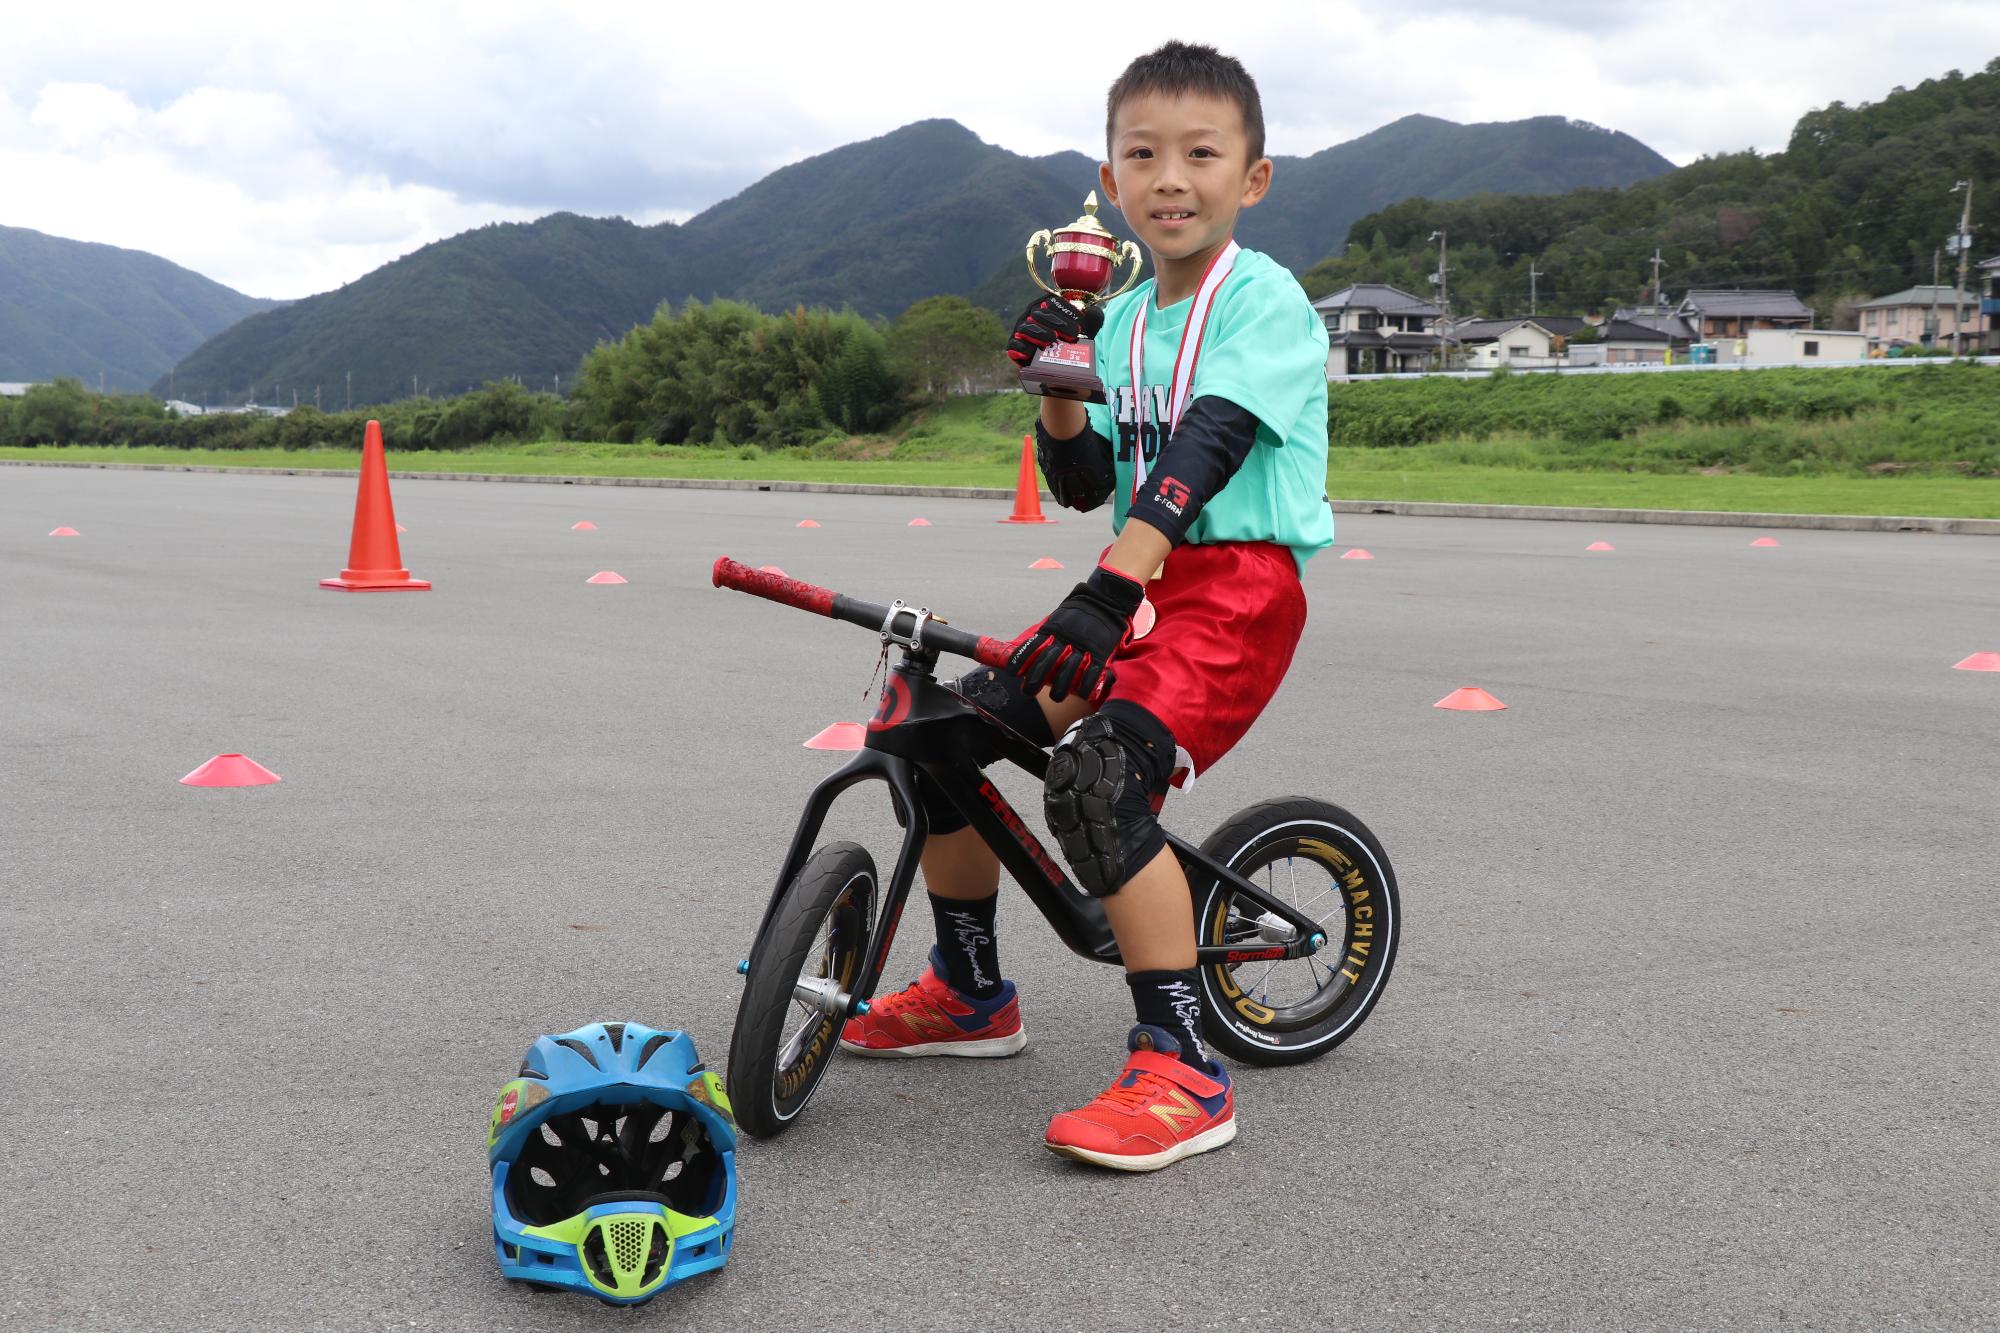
left=1017, top=192, right=1143, bottom=403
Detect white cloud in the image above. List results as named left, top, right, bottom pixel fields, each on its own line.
left=1, top=0, right=1996, bottom=297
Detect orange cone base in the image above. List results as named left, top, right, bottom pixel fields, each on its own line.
left=181, top=753, right=282, bottom=786
left=321, top=570, right=430, bottom=591
left=999, top=514, right=1055, bottom=525
left=1953, top=651, right=2000, bottom=672
left=804, top=722, right=866, bottom=751
left=1435, top=686, right=1507, bottom=712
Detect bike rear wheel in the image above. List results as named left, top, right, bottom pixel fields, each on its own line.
left=1191, top=797, right=1399, bottom=1066
left=727, top=842, right=877, bottom=1139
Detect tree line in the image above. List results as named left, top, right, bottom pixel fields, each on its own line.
left=2, top=295, right=1009, bottom=451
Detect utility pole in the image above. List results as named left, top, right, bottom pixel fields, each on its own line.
left=1649, top=248, right=1666, bottom=311
left=1528, top=260, right=1542, bottom=316
left=346, top=370, right=352, bottom=412
left=1951, top=180, right=1975, bottom=357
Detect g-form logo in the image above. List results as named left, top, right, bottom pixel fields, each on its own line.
left=869, top=675, right=911, bottom=731
left=1155, top=475, right=1191, bottom=515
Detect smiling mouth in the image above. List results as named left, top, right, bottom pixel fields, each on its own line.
left=1152, top=210, right=1195, bottom=222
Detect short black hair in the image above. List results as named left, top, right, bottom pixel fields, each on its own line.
left=1105, top=41, right=1266, bottom=163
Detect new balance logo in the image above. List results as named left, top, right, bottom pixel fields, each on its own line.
left=898, top=1009, right=959, bottom=1042
left=1147, top=1089, right=1204, bottom=1131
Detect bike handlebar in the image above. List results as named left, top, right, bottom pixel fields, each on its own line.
left=712, top=557, right=1014, bottom=670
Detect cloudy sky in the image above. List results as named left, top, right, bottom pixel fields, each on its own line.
left=4, top=1, right=1994, bottom=299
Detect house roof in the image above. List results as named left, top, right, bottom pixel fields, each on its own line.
left=1676, top=289, right=1814, bottom=319
left=1597, top=319, right=1676, bottom=343
left=1448, top=317, right=1567, bottom=344
left=1611, top=308, right=1698, bottom=341
left=1312, top=283, right=1442, bottom=317
left=1978, top=255, right=2000, bottom=271
left=1524, top=315, right=1592, bottom=336
left=1855, top=285, right=1975, bottom=309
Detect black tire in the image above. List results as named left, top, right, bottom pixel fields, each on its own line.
left=1190, top=797, right=1399, bottom=1066
left=727, top=843, right=876, bottom=1139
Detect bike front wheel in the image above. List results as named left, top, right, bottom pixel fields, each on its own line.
left=1192, top=797, right=1399, bottom=1066
left=727, top=842, right=877, bottom=1139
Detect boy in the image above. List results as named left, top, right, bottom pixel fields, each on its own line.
left=840, top=40, right=1333, bottom=1172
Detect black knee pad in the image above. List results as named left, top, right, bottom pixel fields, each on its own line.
left=915, top=667, right=1057, bottom=834
left=1043, top=701, right=1174, bottom=897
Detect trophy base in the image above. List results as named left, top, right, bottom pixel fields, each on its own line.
left=1019, top=338, right=1109, bottom=405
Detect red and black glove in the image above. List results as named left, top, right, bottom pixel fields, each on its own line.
left=1009, top=564, right=1145, bottom=703
left=1005, top=296, right=1107, bottom=367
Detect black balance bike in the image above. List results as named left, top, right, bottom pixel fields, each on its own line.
left=714, top=557, right=1400, bottom=1139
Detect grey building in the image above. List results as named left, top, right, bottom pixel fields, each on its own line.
left=1312, top=284, right=1445, bottom=375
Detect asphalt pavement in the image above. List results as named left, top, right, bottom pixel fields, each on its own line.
left=3, top=466, right=1996, bottom=1331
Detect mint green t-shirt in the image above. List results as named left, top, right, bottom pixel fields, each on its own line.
left=1084, top=247, right=1334, bottom=572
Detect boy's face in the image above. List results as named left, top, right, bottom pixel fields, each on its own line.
left=1100, top=89, right=1271, bottom=268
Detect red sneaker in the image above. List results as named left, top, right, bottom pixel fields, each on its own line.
left=839, top=948, right=1026, bottom=1058
left=1044, top=1026, right=1235, bottom=1171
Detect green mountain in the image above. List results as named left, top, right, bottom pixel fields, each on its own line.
left=1304, top=61, right=2000, bottom=320
left=164, top=114, right=1671, bottom=405
left=0, top=225, right=278, bottom=391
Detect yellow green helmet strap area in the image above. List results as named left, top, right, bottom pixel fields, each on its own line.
left=576, top=1211, right=674, bottom=1300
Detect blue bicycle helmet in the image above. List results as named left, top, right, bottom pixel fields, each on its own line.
left=488, top=1022, right=737, bottom=1304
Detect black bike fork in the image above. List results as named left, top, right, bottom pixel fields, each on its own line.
left=743, top=747, right=930, bottom=1023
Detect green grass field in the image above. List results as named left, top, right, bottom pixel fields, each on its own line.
left=8, top=376, right=2000, bottom=518
left=9, top=440, right=1999, bottom=517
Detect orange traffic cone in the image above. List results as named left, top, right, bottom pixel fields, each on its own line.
left=998, top=435, right=1053, bottom=524
left=321, top=421, right=429, bottom=591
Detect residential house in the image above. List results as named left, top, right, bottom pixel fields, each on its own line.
left=1675, top=289, right=1814, bottom=340
left=1313, top=284, right=1445, bottom=375
left=1978, top=256, right=2000, bottom=353
left=1568, top=318, right=1684, bottom=366
left=0, top=382, right=36, bottom=397
left=1610, top=308, right=1698, bottom=349
left=1852, top=285, right=1978, bottom=351
left=1447, top=317, right=1564, bottom=368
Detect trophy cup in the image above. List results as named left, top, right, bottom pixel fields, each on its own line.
left=1018, top=192, right=1143, bottom=403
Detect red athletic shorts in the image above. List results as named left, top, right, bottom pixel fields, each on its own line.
left=1007, top=540, right=1307, bottom=782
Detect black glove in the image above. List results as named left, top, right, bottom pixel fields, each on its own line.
left=1005, top=296, right=1107, bottom=367
left=1009, top=564, right=1146, bottom=703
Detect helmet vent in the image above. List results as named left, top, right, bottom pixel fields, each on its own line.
left=607, top=1217, right=648, bottom=1271
left=636, top=1033, right=672, bottom=1067
left=554, top=1038, right=601, bottom=1070
left=603, top=1023, right=626, bottom=1053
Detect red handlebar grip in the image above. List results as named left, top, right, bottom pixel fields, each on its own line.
left=971, top=636, right=1014, bottom=670
left=711, top=556, right=836, bottom=616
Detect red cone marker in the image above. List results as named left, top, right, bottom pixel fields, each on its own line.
left=1029, top=557, right=1064, bottom=570
left=1953, top=652, right=2000, bottom=672
left=797, top=519, right=821, bottom=529
left=49, top=527, right=79, bottom=537
left=908, top=518, right=932, bottom=527
left=1339, top=548, right=1373, bottom=560
left=181, top=754, right=282, bottom=787
left=1586, top=541, right=1615, bottom=552
left=804, top=722, right=865, bottom=751
left=758, top=565, right=786, bottom=577
left=999, top=435, right=1053, bottom=524
left=321, top=420, right=429, bottom=591
left=1435, top=686, right=1506, bottom=712
left=586, top=571, right=627, bottom=584
left=572, top=521, right=597, bottom=531
left=1750, top=537, right=1780, bottom=548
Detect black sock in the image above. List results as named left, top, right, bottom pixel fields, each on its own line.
left=928, top=893, right=1003, bottom=1000
left=1127, top=969, right=1210, bottom=1069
